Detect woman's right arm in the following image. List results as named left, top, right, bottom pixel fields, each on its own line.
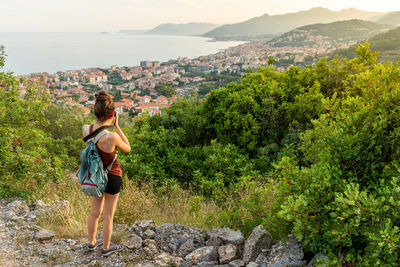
left=114, top=124, right=131, bottom=153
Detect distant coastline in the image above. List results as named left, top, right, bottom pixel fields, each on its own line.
left=1, top=32, right=245, bottom=75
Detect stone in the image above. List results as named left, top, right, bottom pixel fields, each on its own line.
left=179, top=239, right=199, bottom=258
left=155, top=223, right=205, bottom=257
left=131, top=220, right=156, bottom=237
left=144, top=229, right=156, bottom=239
left=143, top=239, right=158, bottom=256
left=6, top=200, right=29, bottom=215
left=266, top=235, right=306, bottom=267
left=228, top=259, right=245, bottom=267
left=35, top=229, right=55, bottom=243
left=36, top=200, right=72, bottom=223
left=135, top=261, right=156, bottom=267
left=307, top=252, right=329, bottom=267
left=255, top=252, right=268, bottom=267
left=218, top=244, right=238, bottom=264
left=242, top=225, right=272, bottom=263
left=206, top=235, right=223, bottom=247
left=125, top=234, right=143, bottom=250
left=185, top=246, right=218, bottom=264
left=113, top=223, right=129, bottom=233
left=195, top=261, right=218, bottom=267
left=35, top=200, right=46, bottom=209
left=154, top=252, right=183, bottom=267
left=206, top=227, right=244, bottom=246
left=180, top=260, right=194, bottom=267
left=246, top=262, right=259, bottom=267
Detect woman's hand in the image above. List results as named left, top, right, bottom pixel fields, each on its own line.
left=113, top=111, right=119, bottom=127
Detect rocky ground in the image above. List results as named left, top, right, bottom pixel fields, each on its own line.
left=0, top=198, right=327, bottom=266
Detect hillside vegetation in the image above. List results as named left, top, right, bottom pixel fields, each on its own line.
left=2, top=43, right=400, bottom=265
left=270, top=19, right=391, bottom=47
left=335, top=26, right=400, bottom=62
left=373, top=11, right=400, bottom=26
left=204, top=7, right=382, bottom=38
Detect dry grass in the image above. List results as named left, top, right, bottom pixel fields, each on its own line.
left=33, top=172, right=221, bottom=239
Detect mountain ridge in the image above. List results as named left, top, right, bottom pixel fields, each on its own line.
left=120, top=22, right=218, bottom=36
left=204, top=7, right=384, bottom=38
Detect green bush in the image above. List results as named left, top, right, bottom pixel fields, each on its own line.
left=259, top=45, right=400, bottom=265
left=0, top=46, right=86, bottom=198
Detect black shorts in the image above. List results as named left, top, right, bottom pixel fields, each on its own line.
left=105, top=174, right=123, bottom=195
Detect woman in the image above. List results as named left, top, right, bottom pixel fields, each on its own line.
left=82, top=90, right=131, bottom=256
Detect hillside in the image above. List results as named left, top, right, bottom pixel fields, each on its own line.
left=204, top=7, right=383, bottom=38
left=146, top=23, right=218, bottom=36
left=269, top=19, right=392, bottom=47
left=373, top=11, right=400, bottom=26
left=334, top=26, right=400, bottom=62
left=119, top=23, right=218, bottom=36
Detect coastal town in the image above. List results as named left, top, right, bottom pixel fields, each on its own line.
left=17, top=33, right=356, bottom=120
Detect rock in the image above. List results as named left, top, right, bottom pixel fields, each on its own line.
left=255, top=252, right=268, bottom=267
left=155, top=223, right=205, bottom=257
left=35, top=229, right=55, bottom=243
left=179, top=239, right=201, bottom=258
left=143, top=238, right=158, bottom=256
left=206, top=235, right=223, bottom=247
left=307, top=252, right=329, bottom=267
left=144, top=229, right=156, bottom=239
left=228, top=259, right=245, bottom=267
left=154, top=252, right=183, bottom=267
left=195, top=261, right=218, bottom=267
left=36, top=200, right=72, bottom=224
left=125, top=233, right=143, bottom=250
left=266, top=235, right=306, bottom=267
left=6, top=200, right=29, bottom=215
left=218, top=244, right=238, bottom=264
left=35, top=199, right=46, bottom=209
left=185, top=246, right=218, bottom=264
left=206, top=227, right=244, bottom=246
left=131, top=220, right=156, bottom=238
left=113, top=223, right=129, bottom=233
left=246, top=262, right=259, bottom=267
left=242, top=225, right=272, bottom=264
left=135, top=261, right=156, bottom=267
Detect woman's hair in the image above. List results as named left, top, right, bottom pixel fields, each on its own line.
left=94, top=90, right=114, bottom=121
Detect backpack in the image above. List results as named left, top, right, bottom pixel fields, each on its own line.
left=76, top=125, right=117, bottom=197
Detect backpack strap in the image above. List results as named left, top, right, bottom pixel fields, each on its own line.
left=105, top=150, right=118, bottom=173
left=93, top=130, right=109, bottom=144
left=83, top=125, right=114, bottom=142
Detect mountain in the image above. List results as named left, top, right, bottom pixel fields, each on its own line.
left=334, top=26, right=400, bottom=62
left=373, top=12, right=400, bottom=27
left=144, top=23, right=218, bottom=36
left=204, top=7, right=383, bottom=38
left=269, top=19, right=392, bottom=47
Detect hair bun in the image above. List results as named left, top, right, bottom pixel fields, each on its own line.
left=95, top=93, right=107, bottom=101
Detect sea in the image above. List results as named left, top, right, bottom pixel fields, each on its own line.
left=0, top=32, right=245, bottom=75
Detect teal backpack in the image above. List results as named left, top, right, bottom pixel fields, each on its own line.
left=76, top=125, right=117, bottom=197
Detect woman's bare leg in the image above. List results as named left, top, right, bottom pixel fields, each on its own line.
left=102, top=192, right=120, bottom=250
left=87, top=195, right=105, bottom=244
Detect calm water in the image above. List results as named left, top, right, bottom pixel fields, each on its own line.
left=0, top=32, right=245, bottom=75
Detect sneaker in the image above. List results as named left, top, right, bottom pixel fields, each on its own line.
left=87, top=239, right=103, bottom=251
left=101, top=244, right=125, bottom=257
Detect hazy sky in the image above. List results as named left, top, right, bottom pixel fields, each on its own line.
left=1, top=0, right=400, bottom=32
